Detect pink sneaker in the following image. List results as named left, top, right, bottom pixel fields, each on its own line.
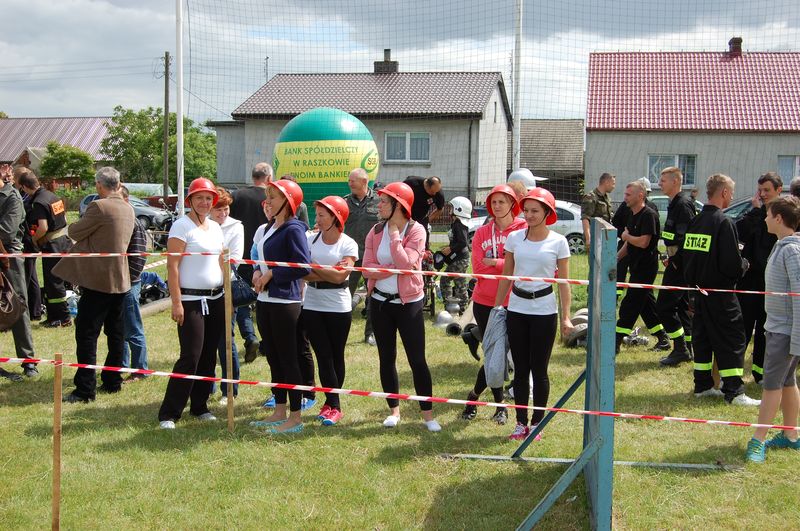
left=322, top=408, right=343, bottom=426
left=317, top=404, right=332, bottom=420
left=508, top=422, right=530, bottom=440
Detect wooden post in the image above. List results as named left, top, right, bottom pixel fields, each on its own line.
left=52, top=353, right=63, bottom=531
left=223, top=249, right=234, bottom=432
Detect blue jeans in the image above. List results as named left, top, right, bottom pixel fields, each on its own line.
left=122, top=281, right=148, bottom=370
left=215, top=317, right=240, bottom=396
left=235, top=304, right=258, bottom=345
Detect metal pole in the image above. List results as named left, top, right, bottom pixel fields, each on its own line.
left=163, top=51, right=170, bottom=203
left=175, top=0, right=185, bottom=216
left=512, top=0, right=523, bottom=170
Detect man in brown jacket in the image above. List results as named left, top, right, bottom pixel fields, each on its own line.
left=54, top=167, right=135, bottom=403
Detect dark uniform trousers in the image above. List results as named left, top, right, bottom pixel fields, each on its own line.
left=692, top=292, right=746, bottom=400
left=41, top=236, right=71, bottom=321
left=736, top=292, right=765, bottom=381
left=616, top=256, right=663, bottom=337
left=655, top=262, right=693, bottom=343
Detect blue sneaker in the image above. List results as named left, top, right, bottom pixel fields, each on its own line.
left=300, top=397, right=316, bottom=411
left=765, top=431, right=800, bottom=450
left=262, top=395, right=276, bottom=408
left=745, top=438, right=766, bottom=463
left=269, top=423, right=303, bottom=434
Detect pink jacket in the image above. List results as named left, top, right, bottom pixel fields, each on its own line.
left=363, top=220, right=425, bottom=304
left=471, top=217, right=527, bottom=307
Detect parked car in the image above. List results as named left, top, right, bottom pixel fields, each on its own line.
left=79, top=193, right=172, bottom=230
left=467, top=200, right=587, bottom=254
left=648, top=194, right=704, bottom=227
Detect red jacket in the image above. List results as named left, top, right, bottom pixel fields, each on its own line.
left=363, top=221, right=425, bottom=304
left=471, top=218, right=527, bottom=307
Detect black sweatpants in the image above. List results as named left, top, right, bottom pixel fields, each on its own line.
left=348, top=263, right=373, bottom=338
left=24, top=257, right=42, bottom=319
left=692, top=293, right=746, bottom=400
left=655, top=262, right=692, bottom=340
left=370, top=297, right=432, bottom=411
left=506, top=311, right=558, bottom=425
left=256, top=301, right=303, bottom=411
left=158, top=296, right=224, bottom=421
left=297, top=314, right=316, bottom=400
left=616, top=257, right=662, bottom=337
left=41, top=238, right=71, bottom=322
left=737, top=292, right=766, bottom=381
left=302, top=309, right=352, bottom=409
left=470, top=302, right=505, bottom=403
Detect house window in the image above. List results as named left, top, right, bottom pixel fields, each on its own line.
left=385, top=132, right=430, bottom=163
left=648, top=154, right=696, bottom=186
left=778, top=156, right=800, bottom=179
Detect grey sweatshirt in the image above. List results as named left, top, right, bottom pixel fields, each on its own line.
left=764, top=233, right=800, bottom=356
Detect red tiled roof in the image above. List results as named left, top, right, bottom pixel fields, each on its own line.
left=232, top=72, right=511, bottom=123
left=0, top=116, right=112, bottom=162
left=586, top=52, right=800, bottom=132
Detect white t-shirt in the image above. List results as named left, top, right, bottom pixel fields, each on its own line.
left=169, top=215, right=224, bottom=301
left=504, top=229, right=570, bottom=315
left=303, top=232, right=359, bottom=313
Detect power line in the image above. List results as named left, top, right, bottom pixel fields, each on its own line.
left=0, top=57, right=155, bottom=72
left=1, top=64, right=155, bottom=78
left=0, top=71, right=153, bottom=83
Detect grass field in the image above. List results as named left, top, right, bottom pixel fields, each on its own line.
left=2, top=254, right=797, bottom=529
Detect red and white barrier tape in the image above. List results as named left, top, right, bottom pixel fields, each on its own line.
left=2, top=251, right=797, bottom=298
left=142, top=259, right=167, bottom=271
left=1, top=356, right=795, bottom=432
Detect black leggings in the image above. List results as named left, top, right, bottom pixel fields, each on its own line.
left=302, top=309, right=352, bottom=409
left=370, top=297, right=432, bottom=411
left=506, top=311, right=557, bottom=425
left=256, top=301, right=303, bottom=412
left=470, top=302, right=505, bottom=403
left=159, top=297, right=224, bottom=421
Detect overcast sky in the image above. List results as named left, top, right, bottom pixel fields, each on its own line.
left=1, top=0, right=798, bottom=123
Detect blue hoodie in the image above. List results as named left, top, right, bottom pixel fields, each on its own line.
left=259, top=218, right=310, bottom=301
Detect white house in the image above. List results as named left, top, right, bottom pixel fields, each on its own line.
left=210, top=51, right=512, bottom=202
left=585, top=38, right=800, bottom=203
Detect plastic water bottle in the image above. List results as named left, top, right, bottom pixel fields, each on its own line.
left=66, top=291, right=78, bottom=318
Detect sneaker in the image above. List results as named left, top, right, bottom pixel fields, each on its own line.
left=491, top=408, right=508, bottom=425
left=124, top=373, right=147, bottom=383
left=508, top=422, right=530, bottom=441
left=461, top=404, right=478, bottom=421
left=694, top=387, right=724, bottom=398
left=317, top=404, right=332, bottom=420
left=244, top=340, right=259, bottom=363
left=42, top=319, right=72, bottom=328
left=22, top=365, right=39, bottom=378
left=366, top=334, right=376, bottom=346
left=764, top=431, right=800, bottom=450
left=219, top=396, right=228, bottom=407
left=0, top=368, right=23, bottom=382
left=159, top=420, right=176, bottom=430
left=300, top=397, right=317, bottom=412
left=383, top=415, right=400, bottom=428
left=196, top=412, right=217, bottom=421
left=424, top=419, right=442, bottom=432
left=322, top=408, right=343, bottom=426
left=728, top=394, right=761, bottom=407
left=262, top=395, right=276, bottom=408
left=745, top=438, right=766, bottom=463
left=528, top=423, right=543, bottom=441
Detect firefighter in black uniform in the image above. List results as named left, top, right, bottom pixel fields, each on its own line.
left=615, top=180, right=669, bottom=353
left=656, top=167, right=697, bottom=366
left=734, top=172, right=782, bottom=384
left=18, top=172, right=72, bottom=327
left=682, top=174, right=760, bottom=406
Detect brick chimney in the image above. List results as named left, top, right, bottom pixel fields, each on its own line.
left=374, top=49, right=398, bottom=74
left=728, top=37, right=743, bottom=57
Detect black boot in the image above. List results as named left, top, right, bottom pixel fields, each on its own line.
left=659, top=336, right=693, bottom=366
left=461, top=324, right=481, bottom=361
left=649, top=330, right=671, bottom=352
left=615, top=333, right=624, bottom=355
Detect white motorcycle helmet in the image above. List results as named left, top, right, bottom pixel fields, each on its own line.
left=507, top=168, right=537, bottom=190
left=449, top=196, right=473, bottom=220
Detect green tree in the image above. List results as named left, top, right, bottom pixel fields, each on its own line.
left=0, top=111, right=8, bottom=119
left=101, top=105, right=216, bottom=189
left=40, top=141, right=95, bottom=183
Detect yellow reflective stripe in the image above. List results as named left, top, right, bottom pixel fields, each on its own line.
left=648, top=324, right=664, bottom=334
left=616, top=327, right=633, bottom=335
left=684, top=233, right=711, bottom=252
left=685, top=335, right=692, bottom=342
left=666, top=328, right=685, bottom=339
left=47, top=297, right=67, bottom=303
left=719, top=368, right=744, bottom=377
left=751, top=365, right=764, bottom=375
left=694, top=362, right=713, bottom=371
left=661, top=230, right=675, bottom=241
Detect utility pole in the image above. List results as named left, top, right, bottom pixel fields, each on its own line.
left=163, top=51, right=170, bottom=202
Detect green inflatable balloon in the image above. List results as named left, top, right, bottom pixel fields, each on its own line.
left=272, top=107, right=379, bottom=225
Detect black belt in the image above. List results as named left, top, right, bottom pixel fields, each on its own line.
left=372, top=287, right=401, bottom=302
left=307, top=281, right=348, bottom=290
left=182, top=286, right=224, bottom=297
left=512, top=285, right=553, bottom=300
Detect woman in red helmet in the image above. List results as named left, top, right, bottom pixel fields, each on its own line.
left=249, top=179, right=311, bottom=434
left=362, top=182, right=441, bottom=432
left=158, top=177, right=226, bottom=429
left=460, top=184, right=527, bottom=425
left=495, top=188, right=574, bottom=441
left=301, top=196, right=359, bottom=426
